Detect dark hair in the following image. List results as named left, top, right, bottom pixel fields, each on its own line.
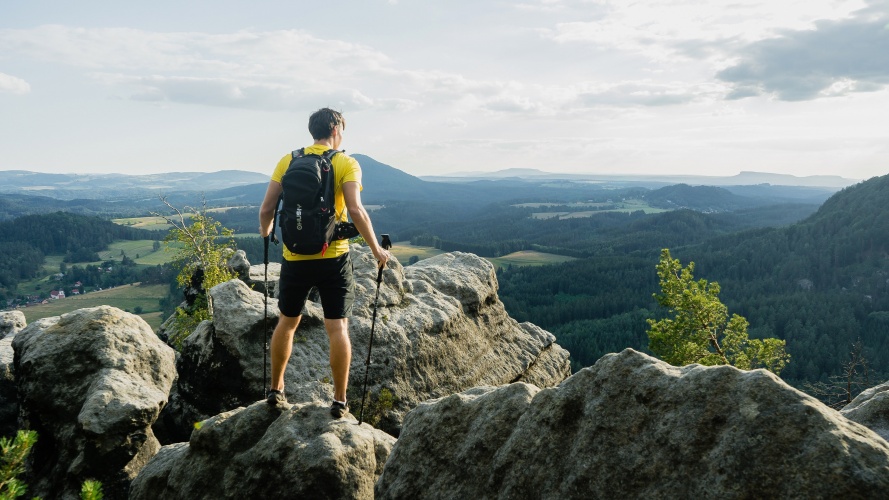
left=308, top=108, right=345, bottom=140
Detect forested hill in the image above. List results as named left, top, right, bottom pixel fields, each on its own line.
left=0, top=212, right=157, bottom=255
left=0, top=213, right=161, bottom=296
left=498, top=173, right=889, bottom=387
left=643, top=184, right=760, bottom=211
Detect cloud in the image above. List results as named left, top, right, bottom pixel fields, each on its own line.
left=537, top=0, right=871, bottom=63
left=0, top=72, right=30, bottom=94
left=572, top=80, right=718, bottom=108
left=717, top=2, right=889, bottom=100
left=0, top=21, right=734, bottom=115
left=0, top=25, right=401, bottom=110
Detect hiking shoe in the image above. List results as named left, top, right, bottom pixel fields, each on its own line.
left=267, top=389, right=286, bottom=406
left=330, top=401, right=349, bottom=418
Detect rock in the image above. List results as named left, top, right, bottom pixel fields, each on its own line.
left=377, top=348, right=889, bottom=499
left=0, top=331, right=18, bottom=438
left=0, top=310, right=26, bottom=339
left=130, top=401, right=395, bottom=500
left=246, top=261, right=281, bottom=297
left=13, top=306, right=176, bottom=500
left=228, top=249, right=251, bottom=281
left=842, top=381, right=889, bottom=441
left=164, top=247, right=570, bottom=438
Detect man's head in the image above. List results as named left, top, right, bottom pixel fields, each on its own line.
left=308, top=108, right=346, bottom=141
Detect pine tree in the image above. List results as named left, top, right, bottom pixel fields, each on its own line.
left=647, top=249, right=790, bottom=375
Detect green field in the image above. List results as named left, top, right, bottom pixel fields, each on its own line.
left=488, top=250, right=576, bottom=269
left=527, top=198, right=669, bottom=219
left=113, top=215, right=174, bottom=231
left=19, top=283, right=168, bottom=331
left=390, top=242, right=447, bottom=265
left=16, top=239, right=175, bottom=297
left=390, top=242, right=574, bottom=270
left=41, top=255, right=65, bottom=274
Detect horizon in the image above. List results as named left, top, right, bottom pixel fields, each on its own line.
left=2, top=1, right=888, bottom=179
left=0, top=163, right=864, bottom=184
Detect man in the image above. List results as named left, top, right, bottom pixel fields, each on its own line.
left=258, top=108, right=390, bottom=418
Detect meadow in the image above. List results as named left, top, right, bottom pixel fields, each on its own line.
left=19, top=283, right=168, bottom=331
left=11, top=222, right=572, bottom=335
left=391, top=242, right=575, bottom=269
left=523, top=199, right=669, bottom=219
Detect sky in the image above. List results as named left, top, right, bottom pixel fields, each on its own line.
left=1, top=0, right=888, bottom=179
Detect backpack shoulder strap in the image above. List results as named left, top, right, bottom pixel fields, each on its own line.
left=318, top=149, right=342, bottom=213
left=292, top=148, right=305, bottom=159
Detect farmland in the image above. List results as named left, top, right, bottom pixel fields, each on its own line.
left=391, top=242, right=574, bottom=270
left=19, top=283, right=168, bottom=331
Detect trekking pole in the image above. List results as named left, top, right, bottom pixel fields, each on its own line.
left=263, top=234, right=270, bottom=399
left=358, top=234, right=392, bottom=425
left=263, top=196, right=281, bottom=399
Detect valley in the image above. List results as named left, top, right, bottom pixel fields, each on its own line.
left=2, top=158, right=884, bottom=405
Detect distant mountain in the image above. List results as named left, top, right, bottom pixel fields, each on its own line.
left=423, top=169, right=859, bottom=189
left=0, top=193, right=113, bottom=221
left=0, top=169, right=269, bottom=199
left=0, top=155, right=843, bottom=220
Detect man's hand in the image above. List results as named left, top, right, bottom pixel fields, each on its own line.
left=373, top=248, right=392, bottom=269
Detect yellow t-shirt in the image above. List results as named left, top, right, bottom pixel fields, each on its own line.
left=271, top=145, right=362, bottom=261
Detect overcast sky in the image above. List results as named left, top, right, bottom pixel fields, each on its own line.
left=1, top=0, right=888, bottom=179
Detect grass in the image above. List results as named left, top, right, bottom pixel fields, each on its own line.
left=488, top=250, right=576, bottom=270
left=390, top=242, right=447, bottom=265
left=19, top=283, right=168, bottom=331
left=527, top=198, right=669, bottom=219
left=42, top=255, right=65, bottom=274
left=113, top=216, right=174, bottom=231
left=390, top=242, right=575, bottom=270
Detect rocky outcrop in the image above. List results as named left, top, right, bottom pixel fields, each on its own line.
left=0, top=310, right=26, bottom=339
left=0, top=329, right=19, bottom=438
left=842, top=381, right=889, bottom=441
left=0, top=311, right=26, bottom=433
left=131, top=401, right=395, bottom=500
left=13, top=306, right=176, bottom=500
left=163, top=247, right=570, bottom=439
left=377, top=348, right=889, bottom=499
left=229, top=248, right=280, bottom=297
left=228, top=249, right=252, bottom=281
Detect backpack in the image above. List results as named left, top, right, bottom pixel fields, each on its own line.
left=278, top=148, right=341, bottom=256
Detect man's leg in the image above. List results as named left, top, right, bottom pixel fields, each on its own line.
left=270, top=313, right=301, bottom=392
left=325, top=317, right=351, bottom=402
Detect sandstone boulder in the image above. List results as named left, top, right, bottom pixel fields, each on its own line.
left=227, top=249, right=251, bottom=281
left=131, top=401, right=395, bottom=500
left=0, top=310, right=26, bottom=339
left=0, top=330, right=18, bottom=438
left=842, top=381, right=889, bottom=441
left=13, top=306, right=176, bottom=500
left=164, top=246, right=570, bottom=438
left=377, top=348, right=889, bottom=499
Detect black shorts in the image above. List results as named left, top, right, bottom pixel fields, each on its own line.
left=278, top=253, right=355, bottom=319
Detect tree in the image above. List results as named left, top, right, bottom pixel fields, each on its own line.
left=803, top=338, right=870, bottom=409
left=646, top=248, right=790, bottom=375
left=0, top=430, right=37, bottom=499
left=154, top=197, right=236, bottom=347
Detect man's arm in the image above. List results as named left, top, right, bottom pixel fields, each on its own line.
left=258, top=180, right=283, bottom=238
left=343, top=181, right=390, bottom=266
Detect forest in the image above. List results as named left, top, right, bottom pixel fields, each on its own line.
left=2, top=170, right=886, bottom=396
left=498, top=175, right=889, bottom=389
left=0, top=213, right=164, bottom=300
